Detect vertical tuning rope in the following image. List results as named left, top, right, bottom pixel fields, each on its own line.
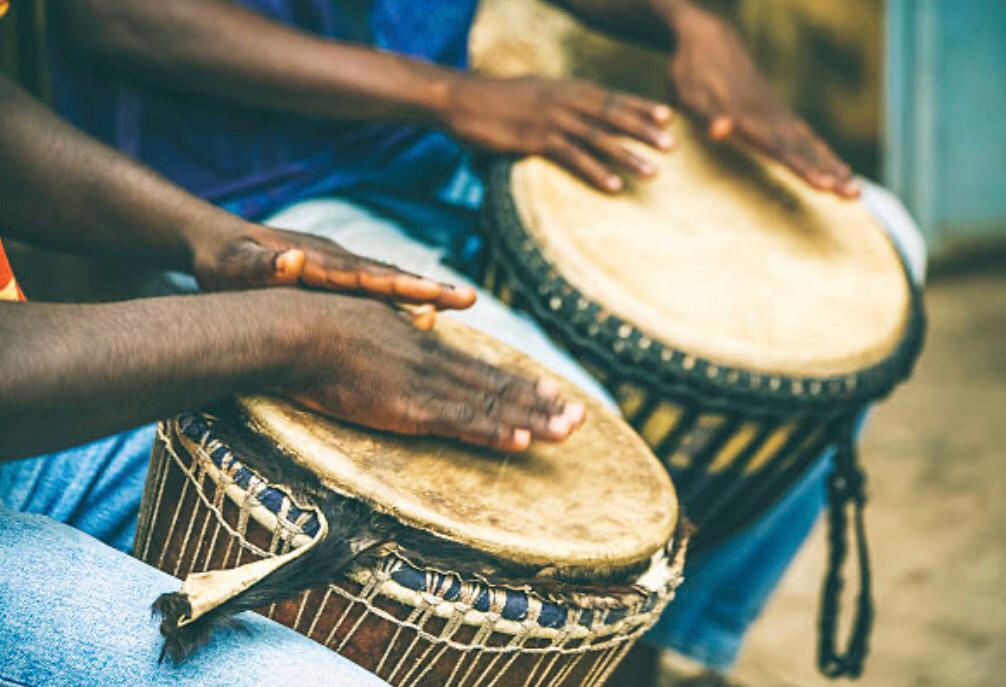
left=817, top=414, right=873, bottom=678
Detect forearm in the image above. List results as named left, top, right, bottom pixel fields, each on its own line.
left=55, top=0, right=458, bottom=124
left=0, top=76, right=248, bottom=271
left=0, top=290, right=310, bottom=459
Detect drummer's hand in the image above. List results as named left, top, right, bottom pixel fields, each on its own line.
left=664, top=4, right=860, bottom=198
left=192, top=222, right=476, bottom=310
left=289, top=296, right=585, bottom=452
left=442, top=75, right=674, bottom=193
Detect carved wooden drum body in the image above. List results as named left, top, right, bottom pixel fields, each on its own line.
left=136, top=320, right=686, bottom=687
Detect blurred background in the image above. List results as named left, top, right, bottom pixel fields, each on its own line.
left=2, top=1, right=1004, bottom=684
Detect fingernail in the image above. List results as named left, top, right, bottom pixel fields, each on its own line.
left=564, top=403, right=586, bottom=427
left=512, top=429, right=531, bottom=450
left=819, top=174, right=836, bottom=188
left=657, top=133, right=673, bottom=149
left=548, top=415, right=571, bottom=437
left=537, top=378, right=561, bottom=398
left=275, top=249, right=304, bottom=279
left=450, top=285, right=478, bottom=305
left=654, top=105, right=673, bottom=122
left=408, top=304, right=436, bottom=330
left=606, top=176, right=623, bottom=192
left=639, top=161, right=657, bottom=176
left=709, top=117, right=733, bottom=140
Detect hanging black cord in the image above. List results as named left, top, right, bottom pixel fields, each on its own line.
left=817, top=416, right=874, bottom=678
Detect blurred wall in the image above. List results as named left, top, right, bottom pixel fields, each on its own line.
left=885, top=0, right=1006, bottom=254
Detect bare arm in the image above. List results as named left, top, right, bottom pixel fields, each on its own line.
left=0, top=290, right=581, bottom=460
left=55, top=0, right=459, bottom=124
left=0, top=290, right=306, bottom=459
left=0, top=76, right=474, bottom=307
left=52, top=0, right=673, bottom=193
left=0, top=79, right=580, bottom=460
left=0, top=74, right=228, bottom=271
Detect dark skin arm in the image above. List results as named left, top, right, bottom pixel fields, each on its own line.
left=0, top=76, right=474, bottom=308
left=53, top=0, right=673, bottom=194
left=0, top=290, right=582, bottom=460
left=550, top=0, right=860, bottom=197
left=0, top=75, right=582, bottom=458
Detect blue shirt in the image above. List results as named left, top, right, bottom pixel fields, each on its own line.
left=50, top=1, right=484, bottom=260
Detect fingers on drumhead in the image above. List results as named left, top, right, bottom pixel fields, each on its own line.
left=402, top=304, right=437, bottom=331
left=546, top=136, right=620, bottom=192
left=422, top=400, right=529, bottom=452
left=422, top=368, right=582, bottom=449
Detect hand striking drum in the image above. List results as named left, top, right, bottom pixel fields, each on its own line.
left=480, top=121, right=925, bottom=677
left=136, top=319, right=687, bottom=687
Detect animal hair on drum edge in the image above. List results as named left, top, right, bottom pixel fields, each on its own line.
left=153, top=494, right=390, bottom=663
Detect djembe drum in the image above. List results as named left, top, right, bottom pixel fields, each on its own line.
left=480, top=122, right=925, bottom=676
left=135, top=319, right=686, bottom=687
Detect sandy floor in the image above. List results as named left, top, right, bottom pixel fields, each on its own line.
left=730, top=267, right=1006, bottom=687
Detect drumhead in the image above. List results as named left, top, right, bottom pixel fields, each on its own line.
left=238, top=318, right=677, bottom=576
left=509, top=121, right=912, bottom=378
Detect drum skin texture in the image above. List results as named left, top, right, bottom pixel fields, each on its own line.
left=480, top=122, right=925, bottom=552
left=136, top=319, right=686, bottom=687
left=510, top=131, right=909, bottom=376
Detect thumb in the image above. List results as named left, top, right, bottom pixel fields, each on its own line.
left=273, top=248, right=306, bottom=285
left=708, top=115, right=735, bottom=141
left=395, top=303, right=437, bottom=331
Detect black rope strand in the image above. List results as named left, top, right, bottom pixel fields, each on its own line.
left=817, top=418, right=874, bottom=678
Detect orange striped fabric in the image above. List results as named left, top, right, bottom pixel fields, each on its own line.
left=0, top=240, right=25, bottom=301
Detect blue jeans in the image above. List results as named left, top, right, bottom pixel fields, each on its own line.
left=0, top=181, right=926, bottom=682
left=0, top=431, right=387, bottom=687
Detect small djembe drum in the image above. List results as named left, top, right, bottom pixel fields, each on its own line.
left=136, top=319, right=686, bottom=687
left=480, top=122, right=925, bottom=676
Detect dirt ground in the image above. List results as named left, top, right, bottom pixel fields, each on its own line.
left=724, top=267, right=1006, bottom=687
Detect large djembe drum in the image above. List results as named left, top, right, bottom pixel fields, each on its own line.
left=480, top=123, right=925, bottom=676
left=136, top=319, right=686, bottom=687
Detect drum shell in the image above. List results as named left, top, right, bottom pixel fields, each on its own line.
left=136, top=417, right=683, bottom=687
left=478, top=164, right=924, bottom=552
